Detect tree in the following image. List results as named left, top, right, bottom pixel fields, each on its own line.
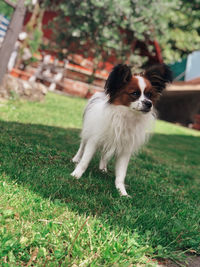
left=158, top=0, right=200, bottom=63
left=0, top=0, right=26, bottom=85
left=42, top=0, right=175, bottom=71
left=43, top=0, right=200, bottom=71
left=0, top=0, right=44, bottom=85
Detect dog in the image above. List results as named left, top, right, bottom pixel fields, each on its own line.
left=71, top=64, right=172, bottom=196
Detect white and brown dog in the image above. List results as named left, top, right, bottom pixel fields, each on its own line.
left=71, top=64, right=172, bottom=196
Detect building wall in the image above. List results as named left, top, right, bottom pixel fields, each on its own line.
left=156, top=91, right=200, bottom=125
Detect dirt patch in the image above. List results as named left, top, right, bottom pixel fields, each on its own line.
left=160, top=256, right=200, bottom=267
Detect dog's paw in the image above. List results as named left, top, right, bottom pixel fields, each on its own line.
left=71, top=169, right=82, bottom=179
left=99, top=167, right=108, bottom=173
left=123, top=194, right=132, bottom=198
left=115, top=182, right=129, bottom=197
left=71, top=156, right=80, bottom=164
left=118, top=191, right=131, bottom=198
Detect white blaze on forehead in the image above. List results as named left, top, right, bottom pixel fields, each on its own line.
left=130, top=76, right=152, bottom=111
left=136, top=76, right=147, bottom=93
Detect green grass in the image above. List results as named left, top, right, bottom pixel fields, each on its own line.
left=0, top=93, right=200, bottom=266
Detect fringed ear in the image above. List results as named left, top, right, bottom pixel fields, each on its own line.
left=104, top=64, right=132, bottom=101
left=144, top=64, right=173, bottom=93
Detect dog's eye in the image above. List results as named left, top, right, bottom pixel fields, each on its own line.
left=145, top=92, right=152, bottom=98
left=131, top=91, right=140, bottom=97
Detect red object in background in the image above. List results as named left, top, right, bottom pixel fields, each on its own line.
left=192, top=114, right=200, bottom=130
left=24, top=11, right=57, bottom=39
left=193, top=123, right=200, bottom=130
left=194, top=114, right=200, bottom=124
left=153, top=40, right=163, bottom=64
left=10, top=68, right=31, bottom=80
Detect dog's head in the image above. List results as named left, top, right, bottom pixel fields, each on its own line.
left=104, top=64, right=173, bottom=113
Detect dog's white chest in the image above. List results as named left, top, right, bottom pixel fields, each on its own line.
left=101, top=107, right=153, bottom=156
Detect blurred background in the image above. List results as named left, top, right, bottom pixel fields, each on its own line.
left=0, top=0, right=200, bottom=128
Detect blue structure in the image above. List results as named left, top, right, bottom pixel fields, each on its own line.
left=0, top=14, right=10, bottom=46
left=185, top=51, right=200, bottom=81
left=169, top=51, right=200, bottom=82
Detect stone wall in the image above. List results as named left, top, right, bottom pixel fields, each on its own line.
left=0, top=74, right=47, bottom=101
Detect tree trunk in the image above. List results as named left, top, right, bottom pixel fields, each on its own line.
left=0, top=0, right=26, bottom=86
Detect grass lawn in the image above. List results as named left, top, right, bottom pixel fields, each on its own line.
left=0, top=92, right=200, bottom=266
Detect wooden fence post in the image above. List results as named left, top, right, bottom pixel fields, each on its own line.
left=0, top=0, right=26, bottom=85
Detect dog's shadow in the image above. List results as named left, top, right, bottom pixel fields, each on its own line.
left=0, top=120, right=199, bottom=238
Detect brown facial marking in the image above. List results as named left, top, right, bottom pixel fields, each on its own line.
left=111, top=77, right=138, bottom=105
left=144, top=81, right=160, bottom=104
left=111, top=75, right=160, bottom=106
left=112, top=77, right=139, bottom=106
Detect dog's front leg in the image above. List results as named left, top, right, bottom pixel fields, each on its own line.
left=115, top=152, right=131, bottom=196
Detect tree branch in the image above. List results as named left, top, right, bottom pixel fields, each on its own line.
left=3, top=0, right=16, bottom=9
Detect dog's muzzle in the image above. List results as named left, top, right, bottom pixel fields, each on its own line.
left=141, top=100, right=152, bottom=112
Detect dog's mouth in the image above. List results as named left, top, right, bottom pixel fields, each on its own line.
left=141, top=108, right=151, bottom=113
left=131, top=107, right=151, bottom=113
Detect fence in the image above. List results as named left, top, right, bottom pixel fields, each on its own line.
left=0, top=14, right=10, bottom=47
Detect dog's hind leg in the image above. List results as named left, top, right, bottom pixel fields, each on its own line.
left=99, top=152, right=111, bottom=173
left=72, top=141, right=85, bottom=163
left=71, top=139, right=97, bottom=179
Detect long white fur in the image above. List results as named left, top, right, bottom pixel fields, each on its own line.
left=71, top=83, right=156, bottom=196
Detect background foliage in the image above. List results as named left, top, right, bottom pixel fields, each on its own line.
left=43, top=0, right=200, bottom=67
left=159, top=0, right=200, bottom=63
left=1, top=0, right=200, bottom=68
left=0, top=1, right=14, bottom=17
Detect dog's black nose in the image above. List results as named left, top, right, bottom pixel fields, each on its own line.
left=143, top=100, right=152, bottom=109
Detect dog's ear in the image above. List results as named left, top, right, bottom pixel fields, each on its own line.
left=144, top=64, right=173, bottom=93
left=105, top=64, right=132, bottom=100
